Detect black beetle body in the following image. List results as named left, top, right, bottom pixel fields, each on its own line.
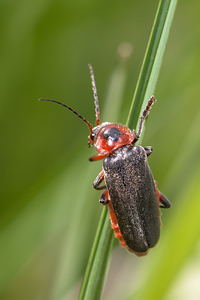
left=40, top=65, right=170, bottom=256
left=103, top=145, right=160, bottom=254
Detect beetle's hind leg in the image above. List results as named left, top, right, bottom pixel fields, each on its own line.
left=94, top=170, right=128, bottom=249
left=99, top=189, right=127, bottom=247
left=108, top=199, right=127, bottom=247
left=159, top=193, right=171, bottom=208
left=154, top=181, right=171, bottom=209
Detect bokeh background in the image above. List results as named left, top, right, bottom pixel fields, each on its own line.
left=1, top=1, right=200, bottom=300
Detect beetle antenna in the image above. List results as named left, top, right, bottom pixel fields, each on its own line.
left=39, top=98, right=93, bottom=133
left=133, top=96, right=156, bottom=143
left=88, top=64, right=100, bottom=126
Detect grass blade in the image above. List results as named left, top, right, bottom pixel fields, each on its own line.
left=79, top=0, right=177, bottom=299
left=78, top=207, right=114, bottom=300
left=78, top=59, right=128, bottom=300
left=127, top=0, right=178, bottom=130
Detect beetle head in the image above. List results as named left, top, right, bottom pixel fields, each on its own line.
left=89, top=122, right=135, bottom=155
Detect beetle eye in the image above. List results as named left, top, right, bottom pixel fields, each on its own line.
left=90, top=132, right=96, bottom=141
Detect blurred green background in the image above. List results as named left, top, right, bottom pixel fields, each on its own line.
left=1, top=0, right=200, bottom=300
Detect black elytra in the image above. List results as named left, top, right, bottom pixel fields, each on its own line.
left=103, top=145, right=160, bottom=253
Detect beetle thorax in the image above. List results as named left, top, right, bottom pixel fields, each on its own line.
left=90, top=123, right=135, bottom=155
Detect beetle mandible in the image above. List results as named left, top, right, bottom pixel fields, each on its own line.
left=40, top=64, right=171, bottom=256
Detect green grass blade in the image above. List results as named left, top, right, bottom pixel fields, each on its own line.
left=127, top=0, right=178, bottom=130
left=78, top=1, right=177, bottom=299
left=78, top=207, right=114, bottom=300
left=78, top=60, right=128, bottom=300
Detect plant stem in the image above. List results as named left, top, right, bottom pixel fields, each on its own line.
left=78, top=0, right=177, bottom=299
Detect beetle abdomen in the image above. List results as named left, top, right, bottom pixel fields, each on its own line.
left=103, top=145, right=160, bottom=253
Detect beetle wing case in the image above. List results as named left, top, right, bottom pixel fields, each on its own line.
left=103, top=145, right=160, bottom=253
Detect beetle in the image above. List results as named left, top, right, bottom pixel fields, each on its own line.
left=40, top=64, right=171, bottom=256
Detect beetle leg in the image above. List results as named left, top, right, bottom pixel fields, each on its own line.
left=133, top=96, right=156, bottom=143
left=107, top=198, right=127, bottom=246
left=89, top=153, right=108, bottom=161
left=99, top=189, right=109, bottom=205
left=99, top=190, right=127, bottom=247
left=144, top=146, right=153, bottom=156
left=155, top=182, right=171, bottom=209
left=93, top=170, right=106, bottom=190
left=159, top=193, right=171, bottom=208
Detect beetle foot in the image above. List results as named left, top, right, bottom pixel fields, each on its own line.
left=99, top=190, right=109, bottom=205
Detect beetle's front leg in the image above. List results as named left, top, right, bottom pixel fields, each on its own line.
left=89, top=153, right=108, bottom=162
left=93, top=169, right=106, bottom=190
left=99, top=190, right=127, bottom=248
